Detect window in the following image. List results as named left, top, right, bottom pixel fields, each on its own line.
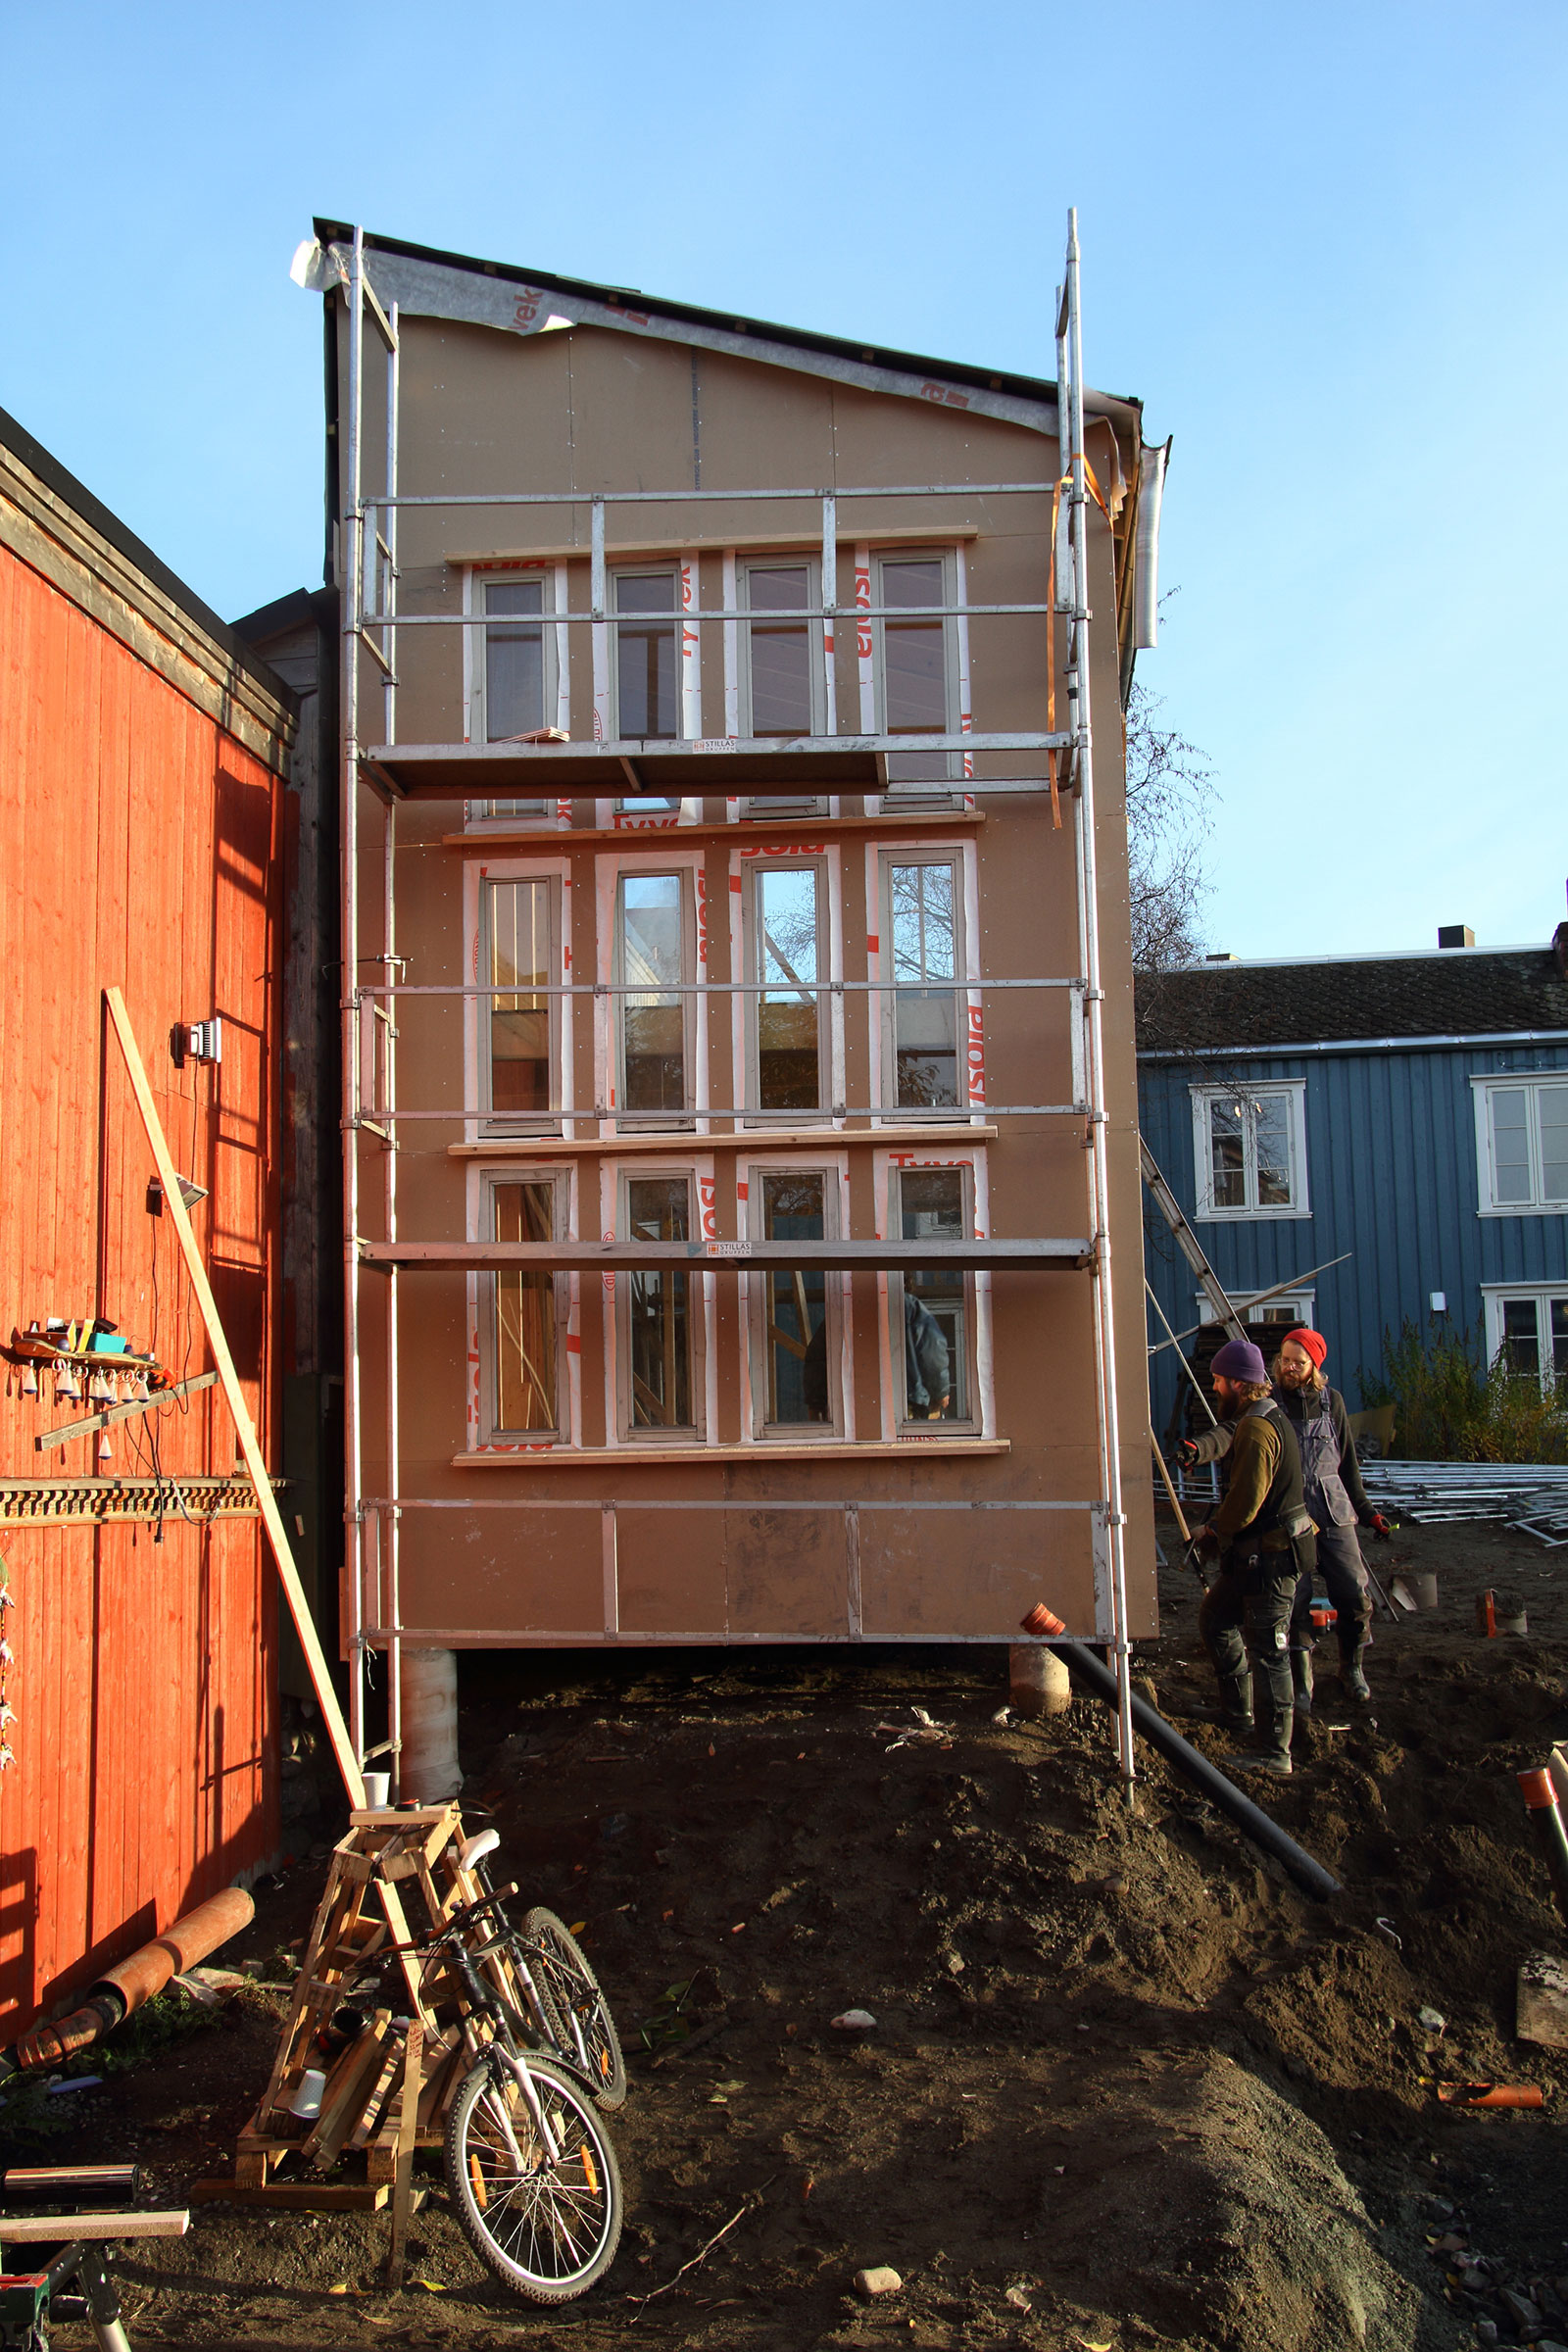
left=1483, top=1288, right=1568, bottom=1395
left=1190, top=1084, right=1308, bottom=1217
left=754, top=1169, right=836, bottom=1435
left=616, top=871, right=692, bottom=1121
left=480, top=877, right=557, bottom=1128
left=469, top=575, right=555, bottom=820
left=741, top=559, right=822, bottom=740
left=882, top=857, right=962, bottom=1112
left=894, top=1166, right=973, bottom=1427
left=622, top=1174, right=697, bottom=1436
left=482, top=1175, right=563, bottom=1440
left=1475, top=1078, right=1568, bottom=1212
left=613, top=569, right=679, bottom=740
left=874, top=549, right=957, bottom=792
left=747, top=861, right=825, bottom=1118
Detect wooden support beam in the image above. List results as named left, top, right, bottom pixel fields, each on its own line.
left=386, top=2020, right=422, bottom=2288
left=0, top=2210, right=189, bottom=2243
left=35, top=1370, right=219, bottom=1452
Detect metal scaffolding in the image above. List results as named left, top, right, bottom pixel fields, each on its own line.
left=331, top=211, right=1139, bottom=1801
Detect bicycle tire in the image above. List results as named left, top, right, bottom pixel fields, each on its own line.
left=444, top=2051, right=621, bottom=2303
left=520, top=1907, right=628, bottom=2110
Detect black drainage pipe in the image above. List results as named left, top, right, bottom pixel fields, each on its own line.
left=1051, top=1640, right=1343, bottom=1902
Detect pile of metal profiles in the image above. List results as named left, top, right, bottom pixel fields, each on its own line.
left=1359, top=1460, right=1568, bottom=1542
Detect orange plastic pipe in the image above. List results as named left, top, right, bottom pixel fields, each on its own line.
left=12, top=1887, right=254, bottom=2069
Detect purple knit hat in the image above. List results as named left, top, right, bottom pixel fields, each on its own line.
left=1209, top=1338, right=1267, bottom=1384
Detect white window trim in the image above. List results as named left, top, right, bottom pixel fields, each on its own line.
left=874, top=846, right=972, bottom=1122
left=873, top=1148, right=995, bottom=1442
left=598, top=850, right=707, bottom=1135
left=737, top=553, right=825, bottom=745
left=1191, top=1290, right=1316, bottom=1326
left=1189, top=1081, right=1310, bottom=1220
left=744, top=1156, right=851, bottom=1442
left=888, top=1159, right=981, bottom=1434
left=1480, top=1282, right=1568, bottom=1394
left=611, top=563, right=683, bottom=743
left=463, top=857, right=574, bottom=1144
left=1471, top=1074, right=1568, bottom=1215
left=741, top=855, right=829, bottom=1126
left=464, top=562, right=561, bottom=767
left=613, top=1163, right=706, bottom=1443
left=871, top=544, right=961, bottom=797
left=469, top=1162, right=572, bottom=1449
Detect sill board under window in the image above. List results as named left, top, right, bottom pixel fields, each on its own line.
left=453, top=1438, right=1010, bottom=1467
left=446, top=810, right=985, bottom=851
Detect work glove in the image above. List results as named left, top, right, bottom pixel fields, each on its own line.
left=1365, top=1511, right=1394, bottom=1542
left=1175, top=1437, right=1201, bottom=1469
left=1190, top=1522, right=1219, bottom=1558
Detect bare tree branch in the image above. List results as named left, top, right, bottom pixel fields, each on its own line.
left=1123, top=675, right=1215, bottom=972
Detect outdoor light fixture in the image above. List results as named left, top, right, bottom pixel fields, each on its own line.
left=171, top=1017, right=221, bottom=1068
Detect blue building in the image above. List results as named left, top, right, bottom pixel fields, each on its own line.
left=1136, top=918, right=1568, bottom=1442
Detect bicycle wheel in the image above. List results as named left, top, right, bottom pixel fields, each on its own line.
left=445, top=2052, right=622, bottom=2303
left=521, top=1906, right=628, bottom=2110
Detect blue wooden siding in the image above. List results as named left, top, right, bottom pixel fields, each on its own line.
left=1138, top=1041, right=1568, bottom=1436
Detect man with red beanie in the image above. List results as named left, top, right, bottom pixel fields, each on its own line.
left=1272, top=1325, right=1391, bottom=1708
left=1180, top=1336, right=1317, bottom=1778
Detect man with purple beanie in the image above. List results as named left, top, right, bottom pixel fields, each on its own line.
left=1178, top=1337, right=1317, bottom=1778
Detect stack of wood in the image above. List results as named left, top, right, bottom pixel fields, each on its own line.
left=195, top=1802, right=523, bottom=2231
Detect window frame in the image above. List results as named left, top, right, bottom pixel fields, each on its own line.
left=476, top=871, right=562, bottom=1136
left=1472, top=1074, right=1568, bottom=1214
left=466, top=565, right=559, bottom=797
left=616, top=1165, right=703, bottom=1442
left=889, top=1161, right=979, bottom=1433
left=475, top=1165, right=568, bottom=1446
left=871, top=544, right=960, bottom=793
left=613, top=864, right=697, bottom=1129
left=747, top=1161, right=844, bottom=1441
left=1189, top=1081, right=1310, bottom=1220
left=878, top=850, right=967, bottom=1120
left=611, top=564, right=682, bottom=743
left=743, top=857, right=828, bottom=1125
left=738, top=553, right=825, bottom=742
left=1481, top=1284, right=1568, bottom=1395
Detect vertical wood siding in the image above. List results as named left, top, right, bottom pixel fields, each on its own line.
left=1139, top=1043, right=1568, bottom=1439
left=0, top=544, right=282, bottom=2034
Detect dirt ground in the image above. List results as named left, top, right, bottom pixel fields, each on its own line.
left=13, top=1512, right=1568, bottom=2352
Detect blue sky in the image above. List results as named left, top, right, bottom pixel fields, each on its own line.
left=3, top=1, right=1563, bottom=958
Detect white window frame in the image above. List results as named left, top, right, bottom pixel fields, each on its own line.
left=890, top=1161, right=979, bottom=1432
left=612, top=864, right=697, bottom=1129
left=872, top=544, right=960, bottom=793
left=1481, top=1284, right=1568, bottom=1394
left=739, top=554, right=825, bottom=743
left=1192, top=1290, right=1315, bottom=1331
left=475, top=872, right=563, bottom=1136
left=611, top=564, right=682, bottom=742
left=747, top=1161, right=844, bottom=1441
left=743, top=857, right=828, bottom=1125
left=476, top=1165, right=568, bottom=1446
left=616, top=1165, right=704, bottom=1442
left=1189, top=1082, right=1310, bottom=1220
left=878, top=850, right=967, bottom=1119
left=465, top=567, right=560, bottom=823
left=1472, top=1075, right=1568, bottom=1214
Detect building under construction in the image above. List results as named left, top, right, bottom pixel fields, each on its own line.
left=287, top=215, right=1169, bottom=1784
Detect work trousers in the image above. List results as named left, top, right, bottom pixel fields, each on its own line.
left=1199, top=1554, right=1297, bottom=1726
left=1291, top=1523, right=1372, bottom=1655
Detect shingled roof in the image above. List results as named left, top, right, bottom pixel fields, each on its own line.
left=1136, top=941, right=1568, bottom=1056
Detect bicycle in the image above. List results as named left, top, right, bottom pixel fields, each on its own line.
left=455, top=1830, right=627, bottom=2108
left=410, top=1888, right=623, bottom=2302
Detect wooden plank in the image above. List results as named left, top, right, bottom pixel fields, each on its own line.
left=386, top=2020, right=423, bottom=2288
left=306, top=2013, right=392, bottom=2168
left=360, top=1236, right=1094, bottom=1273
left=350, top=2041, right=403, bottom=2149
left=189, top=2181, right=389, bottom=2212
left=0, top=2210, right=189, bottom=2243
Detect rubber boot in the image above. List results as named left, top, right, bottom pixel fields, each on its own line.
left=1218, top=1668, right=1253, bottom=1733
left=1291, top=1644, right=1315, bottom=1719
left=1234, top=1703, right=1294, bottom=1778
left=1339, top=1641, right=1371, bottom=1702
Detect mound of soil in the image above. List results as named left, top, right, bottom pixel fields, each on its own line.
left=15, top=1515, right=1567, bottom=2350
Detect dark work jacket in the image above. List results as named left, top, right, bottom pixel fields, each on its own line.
left=1273, top=1381, right=1371, bottom=1529
left=1188, top=1397, right=1313, bottom=1560
left=905, top=1296, right=951, bottom=1413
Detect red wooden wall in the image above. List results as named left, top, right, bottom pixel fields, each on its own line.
left=0, top=541, right=284, bottom=2035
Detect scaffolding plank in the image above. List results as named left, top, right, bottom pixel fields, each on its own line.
left=363, top=732, right=1068, bottom=798
left=358, top=1238, right=1094, bottom=1274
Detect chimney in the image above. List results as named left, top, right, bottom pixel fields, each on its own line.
left=1555, top=881, right=1568, bottom=979
left=1437, top=924, right=1475, bottom=950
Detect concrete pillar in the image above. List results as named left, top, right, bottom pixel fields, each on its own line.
left=399, top=1647, right=462, bottom=1801
left=1008, top=1642, right=1072, bottom=1719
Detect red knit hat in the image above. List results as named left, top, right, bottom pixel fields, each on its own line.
left=1283, top=1324, right=1327, bottom=1367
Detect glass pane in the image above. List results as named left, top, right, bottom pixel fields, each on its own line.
left=1539, top=1085, right=1568, bottom=1202
left=749, top=565, right=811, bottom=736
left=620, top=873, right=686, bottom=1112
left=890, top=861, right=958, bottom=1108
left=1253, top=1095, right=1294, bottom=1206
left=1208, top=1100, right=1247, bottom=1208
left=1500, top=1298, right=1540, bottom=1378
left=881, top=560, right=947, bottom=732
left=762, top=1172, right=827, bottom=1426
left=756, top=866, right=820, bottom=1110
left=492, top=1181, right=555, bottom=1431
left=484, top=580, right=545, bottom=741
left=485, top=879, right=551, bottom=1116
left=901, top=1169, right=965, bottom=1421
left=615, top=573, right=677, bottom=739
left=472, top=799, right=550, bottom=819
left=1550, top=1298, right=1568, bottom=1384
left=627, top=1177, right=692, bottom=1430
left=1491, top=1088, right=1532, bottom=1202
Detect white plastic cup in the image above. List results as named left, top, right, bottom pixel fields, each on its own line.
left=362, top=1771, right=391, bottom=1808
left=289, top=2067, right=326, bottom=2120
